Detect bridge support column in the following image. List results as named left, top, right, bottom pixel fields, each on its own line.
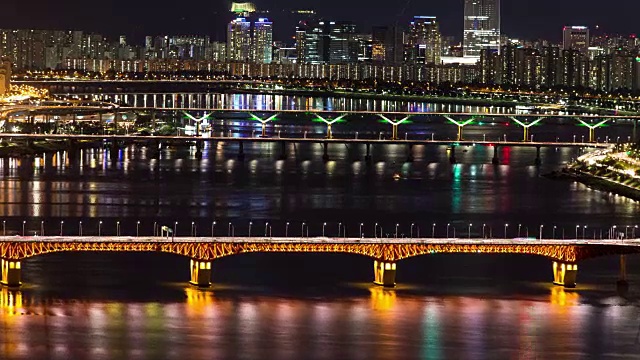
left=552, top=261, right=577, bottom=288
left=189, top=259, right=212, bottom=288
left=279, top=141, right=287, bottom=160
left=535, top=146, right=541, bottom=166
left=109, top=140, right=119, bottom=162
left=617, top=255, right=629, bottom=291
left=373, top=260, right=396, bottom=287
left=323, top=142, right=330, bottom=162
left=492, top=146, right=500, bottom=165
left=392, top=124, right=399, bottom=140
left=449, top=145, right=457, bottom=164
left=238, top=141, right=245, bottom=161
left=364, top=143, right=371, bottom=162
left=195, top=141, right=203, bottom=159
left=406, top=144, right=414, bottom=162
left=1, top=259, right=21, bottom=287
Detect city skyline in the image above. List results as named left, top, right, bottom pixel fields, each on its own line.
left=1, top=0, right=639, bottom=42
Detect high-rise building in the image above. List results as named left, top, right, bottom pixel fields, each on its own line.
left=328, top=21, right=358, bottom=64
left=563, top=26, right=589, bottom=54
left=252, top=18, right=273, bottom=64
left=301, top=20, right=329, bottom=64
left=406, top=16, right=442, bottom=65
left=227, top=17, right=252, bottom=62
left=463, top=0, right=501, bottom=58
left=0, top=57, right=11, bottom=95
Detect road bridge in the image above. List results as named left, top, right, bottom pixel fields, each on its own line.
left=1, top=236, right=638, bottom=288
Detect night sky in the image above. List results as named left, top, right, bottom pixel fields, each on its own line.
left=1, top=0, right=639, bottom=43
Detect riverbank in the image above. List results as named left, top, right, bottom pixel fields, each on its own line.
left=0, top=139, right=103, bottom=157
left=545, top=167, right=640, bottom=201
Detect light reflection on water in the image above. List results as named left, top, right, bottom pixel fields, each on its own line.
left=1, top=285, right=639, bottom=360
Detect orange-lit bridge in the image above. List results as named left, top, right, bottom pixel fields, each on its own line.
left=1, top=236, right=639, bottom=288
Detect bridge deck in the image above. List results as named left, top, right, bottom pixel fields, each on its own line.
left=1, top=236, right=638, bottom=246
left=0, top=134, right=611, bottom=148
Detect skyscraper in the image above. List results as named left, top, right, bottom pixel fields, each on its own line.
left=406, top=16, right=442, bottom=65
left=252, top=18, right=273, bottom=64
left=463, top=0, right=501, bottom=58
left=563, top=26, right=589, bottom=54
left=227, top=17, right=252, bottom=62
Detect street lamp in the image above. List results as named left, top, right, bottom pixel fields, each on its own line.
left=174, top=221, right=178, bottom=237
left=79, top=221, right=83, bottom=236
left=228, top=222, right=233, bottom=236
left=468, top=223, right=472, bottom=239
left=575, top=225, right=579, bottom=239
left=360, top=223, right=364, bottom=238
left=99, top=221, right=103, bottom=236
left=285, top=222, right=289, bottom=237
left=411, top=223, right=415, bottom=238
left=22, top=220, right=26, bottom=236
left=322, top=222, right=326, bottom=237
left=518, top=224, right=522, bottom=237
left=338, top=223, right=342, bottom=238
left=395, top=224, right=399, bottom=238
left=634, top=225, right=638, bottom=239
left=539, top=225, right=544, bottom=240
left=301, top=222, right=306, bottom=238
left=625, top=225, right=630, bottom=239
left=375, top=223, right=379, bottom=238
left=211, top=221, right=216, bottom=237
left=191, top=221, right=195, bottom=237
left=432, top=223, right=436, bottom=238
left=2, top=220, right=5, bottom=236
left=116, top=221, right=120, bottom=236
left=504, top=224, right=509, bottom=238
left=41, top=221, right=44, bottom=236
left=266, top=222, right=270, bottom=237
left=583, top=225, right=587, bottom=239
left=553, top=225, right=556, bottom=239
left=137, top=221, right=140, bottom=237
left=60, top=220, right=64, bottom=236
left=482, top=224, right=486, bottom=238
left=249, top=221, right=253, bottom=237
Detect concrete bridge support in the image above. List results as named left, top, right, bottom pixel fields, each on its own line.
left=373, top=260, right=397, bottom=287
left=279, top=141, right=287, bottom=160
left=449, top=145, right=457, bottom=164
left=406, top=144, right=414, bottom=162
left=617, top=255, right=629, bottom=292
left=535, top=146, right=542, bottom=166
left=552, top=261, right=577, bottom=288
left=364, top=143, right=372, bottom=162
left=195, top=140, right=203, bottom=159
left=237, top=141, right=245, bottom=161
left=1, top=259, right=21, bottom=287
left=492, top=145, right=500, bottom=165
left=189, top=259, right=212, bottom=287
left=323, top=142, right=330, bottom=162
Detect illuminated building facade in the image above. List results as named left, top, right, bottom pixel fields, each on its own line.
left=406, top=16, right=442, bottom=65
left=0, top=58, right=10, bottom=95
left=227, top=18, right=252, bottom=62
left=252, top=18, right=273, bottom=64
left=463, top=0, right=501, bottom=58
left=563, top=26, right=589, bottom=54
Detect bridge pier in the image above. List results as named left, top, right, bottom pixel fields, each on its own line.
left=449, top=145, right=457, bottom=164
left=534, top=146, right=541, bottom=166
left=238, top=141, right=245, bottom=161
left=195, top=141, right=203, bottom=159
left=552, top=261, right=577, bottom=288
left=406, top=144, right=414, bottom=162
left=279, top=141, right=287, bottom=160
left=109, top=140, right=119, bottom=162
left=1, top=259, right=21, bottom=288
left=373, top=260, right=396, bottom=287
left=617, top=255, right=629, bottom=292
left=364, top=143, right=372, bottom=162
left=492, top=145, right=500, bottom=165
left=189, top=259, right=212, bottom=288
left=323, top=142, right=330, bottom=162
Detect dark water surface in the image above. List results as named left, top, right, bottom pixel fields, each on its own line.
left=1, top=119, right=640, bottom=359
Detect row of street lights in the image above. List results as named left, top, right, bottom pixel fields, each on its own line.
left=2, top=220, right=638, bottom=240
